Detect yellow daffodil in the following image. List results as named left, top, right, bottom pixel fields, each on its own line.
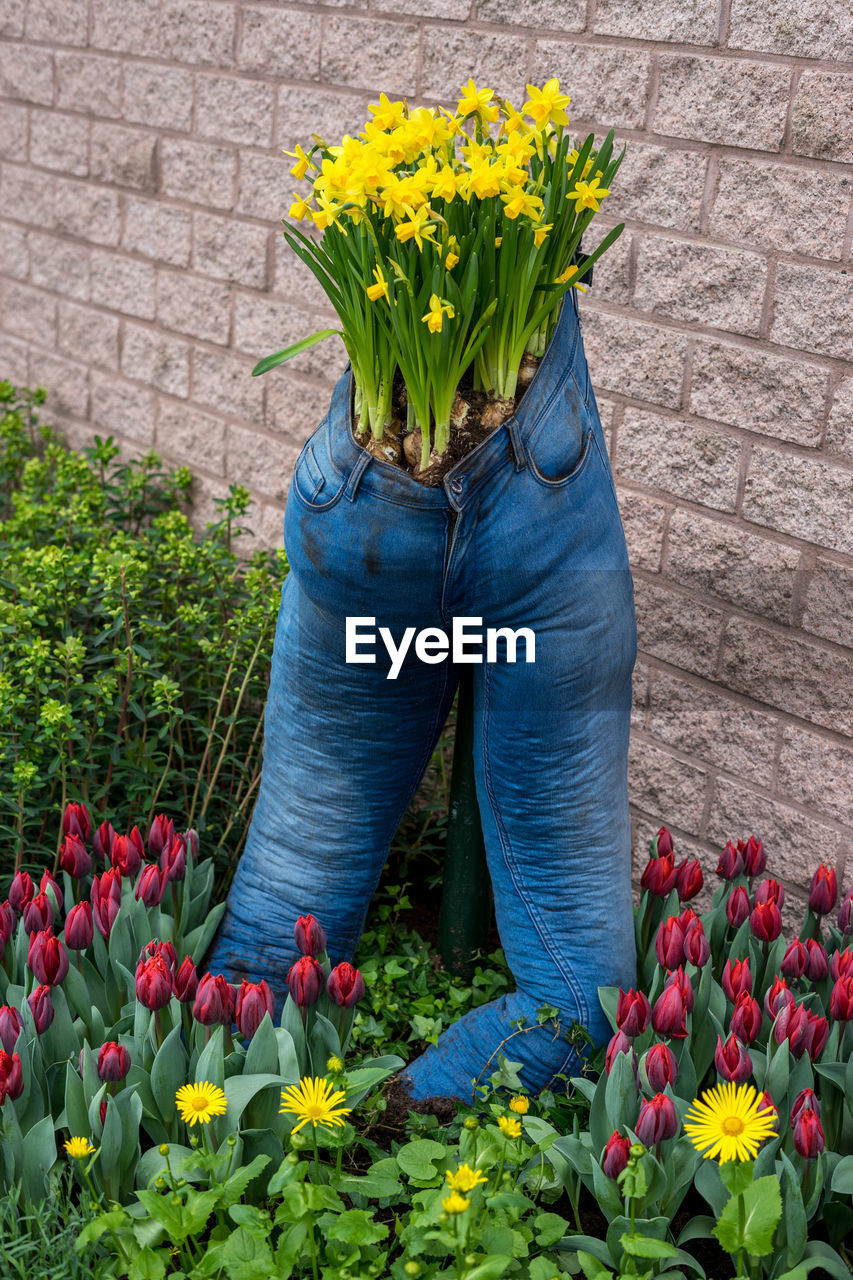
left=430, top=164, right=459, bottom=202
left=366, top=265, right=389, bottom=302
left=444, top=235, right=460, bottom=269
left=556, top=264, right=588, bottom=292
left=64, top=1137, right=96, bottom=1160
left=509, top=1095, right=530, bottom=1114
left=567, top=147, right=596, bottom=181
left=457, top=78, right=499, bottom=124
left=500, top=98, right=526, bottom=135
left=442, top=1191, right=471, bottom=1214
left=368, top=92, right=407, bottom=132
left=533, top=223, right=553, bottom=248
left=501, top=187, right=544, bottom=221
left=468, top=160, right=505, bottom=200
left=566, top=175, right=609, bottom=212
left=289, top=194, right=311, bottom=221
left=284, top=143, right=313, bottom=181
left=422, top=294, right=454, bottom=333
left=176, top=1082, right=228, bottom=1127
left=498, top=1115, right=522, bottom=1138
left=494, top=236, right=502, bottom=247
left=280, top=1076, right=352, bottom=1134
left=524, top=78, right=571, bottom=128
left=446, top=1164, right=489, bottom=1192
left=396, top=206, right=437, bottom=251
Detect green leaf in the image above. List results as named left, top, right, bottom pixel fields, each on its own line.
left=779, top=1150, right=807, bottom=1268
left=395, top=1137, right=449, bottom=1182
left=224, top=1072, right=290, bottom=1129
left=619, top=1233, right=680, bottom=1259
left=195, top=1023, right=225, bottom=1090
left=251, top=330, right=342, bottom=376
left=21, top=1114, right=57, bottom=1204
left=243, top=1013, right=278, bottom=1074
left=128, top=1247, right=167, bottom=1280
left=150, top=1020, right=188, bottom=1127
left=713, top=1176, right=782, bottom=1258
left=463, top=1257, right=513, bottom=1280
left=830, top=1154, right=853, bottom=1194
left=316, top=1207, right=389, bottom=1246
left=577, top=1251, right=611, bottom=1280
left=534, top=1211, right=570, bottom=1246
left=720, top=1158, right=756, bottom=1197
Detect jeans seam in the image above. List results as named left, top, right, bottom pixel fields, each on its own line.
left=480, top=662, right=590, bottom=1030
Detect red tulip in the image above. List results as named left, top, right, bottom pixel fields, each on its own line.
left=730, top=990, right=762, bottom=1044
left=738, top=835, right=766, bottom=877
left=110, top=831, right=144, bottom=879
left=235, top=979, right=275, bottom=1038
left=635, top=1092, right=678, bottom=1145
left=63, top=801, right=91, bottom=844
left=326, top=962, right=365, bottom=1008
left=135, top=955, right=173, bottom=1011
left=174, top=956, right=199, bottom=1003
left=135, top=865, right=163, bottom=907
left=147, top=814, right=175, bottom=860
left=655, top=916, right=685, bottom=970
left=644, top=1041, right=678, bottom=1091
left=722, top=956, right=752, bottom=1002
left=726, top=886, right=751, bottom=929
left=23, top=892, right=53, bottom=935
left=684, top=920, right=710, bottom=968
left=64, top=900, right=94, bottom=951
left=830, top=946, right=853, bottom=983
left=838, top=891, right=853, bottom=934
left=790, top=1088, right=819, bottom=1124
left=830, top=974, right=853, bottom=1021
left=781, top=939, right=808, bottom=981
left=716, top=841, right=744, bottom=880
left=803, top=1010, right=829, bottom=1060
left=99, top=1096, right=108, bottom=1128
left=604, top=1029, right=633, bottom=1075
left=755, top=878, right=785, bottom=908
left=93, top=820, right=116, bottom=863
left=138, top=939, right=177, bottom=974
left=793, top=1109, right=824, bottom=1159
left=764, top=975, right=793, bottom=1020
left=750, top=899, right=781, bottom=942
left=160, top=834, right=187, bottom=884
left=0, top=902, right=14, bottom=951
left=772, top=1001, right=809, bottom=1058
left=98, top=1041, right=130, bottom=1083
left=184, top=829, right=199, bottom=861
left=39, top=870, right=62, bottom=911
left=757, top=1090, right=778, bottom=1125
left=675, top=858, right=703, bottom=902
left=9, top=871, right=34, bottom=915
left=28, top=929, right=69, bottom=986
left=715, top=1033, right=752, bottom=1083
left=616, top=987, right=651, bottom=1038
left=192, top=972, right=235, bottom=1026
left=0, top=1006, right=22, bottom=1054
left=602, top=1131, right=631, bottom=1178
left=287, top=955, right=324, bottom=1008
left=60, top=833, right=92, bottom=879
left=27, top=984, right=54, bottom=1034
left=652, top=983, right=688, bottom=1039
left=640, top=851, right=677, bottom=897
left=0, top=1050, right=23, bottom=1102
left=655, top=828, right=674, bottom=858
left=91, top=869, right=122, bottom=938
left=294, top=914, right=327, bottom=957
left=809, top=864, right=838, bottom=917
left=804, top=939, right=828, bottom=982
left=665, top=966, right=694, bottom=1013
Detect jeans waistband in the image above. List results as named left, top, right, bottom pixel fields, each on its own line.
left=322, top=288, right=584, bottom=511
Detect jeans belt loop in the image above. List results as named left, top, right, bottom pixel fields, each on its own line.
left=508, top=419, right=527, bottom=471
left=344, top=450, right=371, bottom=502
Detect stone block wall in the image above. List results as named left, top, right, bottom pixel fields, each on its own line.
left=1, top=1, right=851, bottom=908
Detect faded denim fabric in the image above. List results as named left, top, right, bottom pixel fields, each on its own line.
left=205, top=289, right=638, bottom=1103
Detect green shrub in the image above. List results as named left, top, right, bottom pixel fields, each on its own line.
left=0, top=1168, right=112, bottom=1279
left=0, top=381, right=287, bottom=892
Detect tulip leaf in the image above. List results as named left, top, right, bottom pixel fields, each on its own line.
left=20, top=1115, right=57, bottom=1205
left=597, top=985, right=620, bottom=1035
left=604, top=1049, right=639, bottom=1137
left=251, top=330, right=342, bottom=377
left=694, top=1156, right=727, bottom=1217
left=713, top=1175, right=782, bottom=1257
left=225, top=1072, right=289, bottom=1129
left=779, top=1149, right=807, bottom=1267
left=280, top=998, right=309, bottom=1078
left=308, top=1012, right=340, bottom=1076
left=619, top=1233, right=680, bottom=1259
left=676, top=1215, right=716, bottom=1245
left=183, top=901, right=226, bottom=967
left=830, top=1154, right=853, bottom=1194
left=63, top=1059, right=90, bottom=1139
left=243, top=1012, right=279, bottom=1075
left=800, top=1240, right=853, bottom=1279
left=151, top=1020, right=188, bottom=1126
left=767, top=1038, right=791, bottom=1101
left=591, top=1156, right=624, bottom=1222
left=342, top=1056, right=405, bottom=1110
left=40, top=986, right=78, bottom=1068
left=275, top=1027, right=300, bottom=1083
left=195, top=1024, right=225, bottom=1091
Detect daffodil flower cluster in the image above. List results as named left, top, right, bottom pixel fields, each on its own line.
left=257, top=78, right=626, bottom=471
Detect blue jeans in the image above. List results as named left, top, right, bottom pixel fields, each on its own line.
left=206, top=289, right=638, bottom=1103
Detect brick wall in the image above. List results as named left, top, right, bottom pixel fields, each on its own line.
left=1, top=1, right=851, bottom=909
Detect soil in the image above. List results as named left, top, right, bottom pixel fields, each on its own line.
left=354, top=355, right=541, bottom=488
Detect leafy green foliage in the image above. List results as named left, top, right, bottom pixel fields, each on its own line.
left=0, top=1167, right=112, bottom=1279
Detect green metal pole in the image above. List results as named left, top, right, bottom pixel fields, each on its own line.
left=438, top=668, right=492, bottom=977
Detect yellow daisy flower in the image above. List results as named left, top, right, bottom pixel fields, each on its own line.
left=280, top=1075, right=352, bottom=1134
left=442, top=1191, right=471, bottom=1214
left=326, top=1055, right=344, bottom=1074
left=498, top=1115, right=522, bottom=1139
left=446, top=1163, right=489, bottom=1192
left=175, top=1081, right=228, bottom=1127
left=509, top=1095, right=530, bottom=1114
left=64, top=1136, right=96, bottom=1160
left=683, top=1082, right=777, bottom=1163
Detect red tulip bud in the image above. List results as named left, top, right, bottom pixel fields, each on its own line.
left=192, top=972, right=235, bottom=1026
left=803, top=1010, right=829, bottom=1060
left=0, top=901, right=14, bottom=951
left=39, top=870, right=62, bottom=912
left=0, top=1006, right=22, bottom=1054
left=64, top=900, right=94, bottom=951
left=135, top=864, right=164, bottom=907
left=23, top=892, right=53, bottom=935
left=326, top=962, right=365, bottom=1008
left=135, top=954, right=173, bottom=1011
left=726, top=886, right=751, bottom=929
left=684, top=920, right=710, bottom=968
left=830, top=946, right=853, bottom=983
left=183, top=829, right=199, bottom=862
left=138, top=939, right=177, bottom=975
left=27, top=984, right=54, bottom=1034
left=644, top=1041, right=678, bottom=1091
left=715, top=1033, right=752, bottom=1083
left=91, top=869, right=122, bottom=939
left=722, top=956, right=752, bottom=1002
left=792, top=1109, right=824, bottom=1159
left=652, top=983, right=688, bottom=1039
left=602, top=1130, right=631, bottom=1178
left=235, top=979, right=275, bottom=1039
left=830, top=974, right=853, bottom=1021
left=9, top=871, right=34, bottom=915
left=764, top=975, right=794, bottom=1020
left=287, top=955, right=324, bottom=1008
left=738, top=835, right=766, bottom=877
left=98, top=1041, right=130, bottom=1083
left=147, top=814, right=175, bottom=860
left=790, top=1088, right=819, bottom=1124
left=809, top=864, right=837, bottom=917
left=28, top=929, right=69, bottom=986
left=63, top=801, right=91, bottom=844
left=757, top=1090, right=778, bottom=1125
left=716, top=841, right=744, bottom=880
left=675, top=858, right=703, bottom=903
left=93, top=821, right=116, bottom=863
left=99, top=1096, right=108, bottom=1128
left=781, top=939, right=808, bottom=980
left=294, top=914, right=328, bottom=957
left=0, top=1050, right=24, bottom=1102
left=655, top=827, right=674, bottom=858
left=665, top=965, right=695, bottom=1013
left=773, top=1001, right=809, bottom=1058
left=60, top=833, right=92, bottom=879
left=655, top=916, right=685, bottom=970
left=804, top=939, right=828, bottom=983
left=160, top=834, right=187, bottom=884
left=750, top=899, right=782, bottom=942
left=755, top=878, right=785, bottom=908
left=616, top=987, right=651, bottom=1038
left=640, top=851, right=676, bottom=897
left=838, top=891, right=853, bottom=935
left=110, top=832, right=143, bottom=879
left=730, top=990, right=763, bottom=1044
left=174, top=956, right=199, bottom=1003
left=635, top=1092, right=678, bottom=1145
left=604, top=1029, right=633, bottom=1075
